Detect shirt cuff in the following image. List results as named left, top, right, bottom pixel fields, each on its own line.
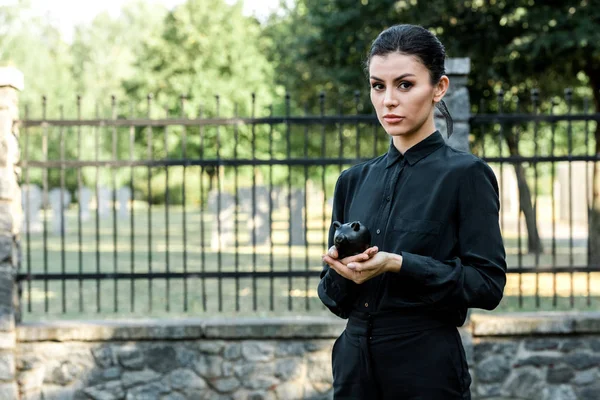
left=325, top=268, right=353, bottom=302
left=397, top=251, right=432, bottom=281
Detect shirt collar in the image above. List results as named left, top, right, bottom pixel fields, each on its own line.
left=385, top=130, right=446, bottom=168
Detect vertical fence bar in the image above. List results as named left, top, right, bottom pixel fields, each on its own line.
left=496, top=92, right=504, bottom=235
left=76, top=97, right=84, bottom=313
left=129, top=102, right=135, bottom=312
left=354, top=92, right=360, bottom=159
left=268, top=104, right=275, bottom=311
left=94, top=102, right=101, bottom=313
left=199, top=105, right=207, bottom=312
left=338, top=100, right=344, bottom=175
left=41, top=96, right=48, bottom=313
left=59, top=105, right=66, bottom=313
left=303, top=102, right=310, bottom=310
left=251, top=94, right=258, bottom=311
left=180, top=95, right=188, bottom=312
left=550, top=99, right=557, bottom=307
left=164, top=106, right=171, bottom=312
left=216, top=95, right=223, bottom=312
left=286, top=93, right=292, bottom=311
left=233, top=104, right=240, bottom=312
left=584, top=97, right=591, bottom=306
left=23, top=104, right=31, bottom=313
left=515, top=96, right=523, bottom=308
left=111, top=96, right=118, bottom=313
left=146, top=94, right=154, bottom=312
left=565, top=88, right=574, bottom=307
left=320, top=92, right=327, bottom=290
left=531, top=89, right=540, bottom=308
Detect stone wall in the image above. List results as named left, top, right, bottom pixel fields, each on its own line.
left=0, top=67, right=24, bottom=399
left=471, top=312, right=600, bottom=400
left=12, top=313, right=600, bottom=400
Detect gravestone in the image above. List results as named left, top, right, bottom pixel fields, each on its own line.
left=21, top=184, right=42, bottom=233
left=97, top=186, right=111, bottom=217
left=208, top=190, right=235, bottom=250
left=117, top=187, right=132, bottom=219
left=78, top=187, right=92, bottom=222
left=290, top=189, right=306, bottom=246
left=49, top=188, right=71, bottom=235
left=239, top=186, right=271, bottom=246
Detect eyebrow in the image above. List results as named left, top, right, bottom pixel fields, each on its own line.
left=370, top=73, right=416, bottom=83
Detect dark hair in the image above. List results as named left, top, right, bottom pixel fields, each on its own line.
left=365, top=24, right=453, bottom=137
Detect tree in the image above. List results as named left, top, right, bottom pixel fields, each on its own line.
left=264, top=0, right=600, bottom=256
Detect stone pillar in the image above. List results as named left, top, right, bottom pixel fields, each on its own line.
left=438, top=57, right=471, bottom=152
left=0, top=67, right=24, bottom=400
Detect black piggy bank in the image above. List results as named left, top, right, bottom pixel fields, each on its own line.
left=332, top=221, right=371, bottom=259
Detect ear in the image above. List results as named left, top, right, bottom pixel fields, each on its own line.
left=351, top=222, right=360, bottom=231
left=333, top=221, right=341, bottom=229
left=433, top=75, right=449, bottom=103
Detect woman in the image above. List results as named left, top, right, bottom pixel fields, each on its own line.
left=318, top=24, right=506, bottom=400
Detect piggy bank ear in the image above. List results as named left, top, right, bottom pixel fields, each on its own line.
left=333, top=221, right=341, bottom=229
left=351, top=222, right=361, bottom=232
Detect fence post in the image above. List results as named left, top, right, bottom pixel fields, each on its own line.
left=441, top=58, right=471, bottom=152
left=0, top=66, right=23, bottom=400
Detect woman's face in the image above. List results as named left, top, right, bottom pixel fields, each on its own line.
left=369, top=52, right=447, bottom=149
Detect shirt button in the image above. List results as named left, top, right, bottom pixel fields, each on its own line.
left=376, top=229, right=381, bottom=235
left=364, top=302, right=369, bottom=307
left=386, top=196, right=391, bottom=201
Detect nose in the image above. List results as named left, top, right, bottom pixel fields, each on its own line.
left=383, top=88, right=398, bottom=108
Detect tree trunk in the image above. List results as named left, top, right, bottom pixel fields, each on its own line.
left=503, top=128, right=544, bottom=254
left=585, top=66, right=600, bottom=267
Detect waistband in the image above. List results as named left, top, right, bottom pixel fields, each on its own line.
left=346, top=309, right=448, bottom=336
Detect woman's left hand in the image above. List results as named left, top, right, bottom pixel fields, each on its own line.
left=345, top=251, right=402, bottom=284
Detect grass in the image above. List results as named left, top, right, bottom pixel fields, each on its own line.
left=18, top=204, right=600, bottom=321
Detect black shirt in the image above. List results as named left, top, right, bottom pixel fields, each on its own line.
left=318, top=131, right=507, bottom=326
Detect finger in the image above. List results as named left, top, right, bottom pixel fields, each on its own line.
left=323, top=255, right=354, bottom=279
left=327, top=246, right=338, bottom=259
left=365, top=246, right=379, bottom=257
left=351, top=258, right=375, bottom=272
left=341, top=252, right=370, bottom=265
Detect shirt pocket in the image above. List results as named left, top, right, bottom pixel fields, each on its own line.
left=387, top=218, right=442, bottom=257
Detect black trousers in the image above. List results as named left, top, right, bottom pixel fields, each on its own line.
left=332, top=310, right=472, bottom=400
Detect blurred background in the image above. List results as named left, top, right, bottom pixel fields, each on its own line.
left=2, top=0, right=599, bottom=321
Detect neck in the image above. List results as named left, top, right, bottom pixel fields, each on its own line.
left=392, top=117, right=437, bottom=154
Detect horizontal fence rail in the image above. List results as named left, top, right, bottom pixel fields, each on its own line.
left=15, top=92, right=600, bottom=319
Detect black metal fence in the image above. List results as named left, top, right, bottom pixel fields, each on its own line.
left=16, top=91, right=600, bottom=320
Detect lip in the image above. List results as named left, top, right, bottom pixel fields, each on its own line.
left=383, top=114, right=405, bottom=124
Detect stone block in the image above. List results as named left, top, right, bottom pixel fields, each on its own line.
left=0, top=351, right=14, bottom=380
left=121, top=368, right=161, bottom=389
left=145, top=346, right=178, bottom=373
left=0, top=382, right=18, bottom=400
left=165, top=368, right=206, bottom=391
left=18, top=364, right=45, bottom=394
left=574, top=312, right=600, bottom=333
left=476, top=355, right=510, bottom=383
left=471, top=313, right=575, bottom=336
left=203, top=317, right=344, bottom=339
left=242, top=342, right=275, bottom=362
left=0, top=235, right=13, bottom=264
left=210, top=376, right=241, bottom=393
left=546, top=365, right=575, bottom=384
left=576, top=381, right=600, bottom=400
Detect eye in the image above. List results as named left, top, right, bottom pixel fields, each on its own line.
left=371, top=82, right=384, bottom=91
left=398, top=81, right=413, bottom=90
